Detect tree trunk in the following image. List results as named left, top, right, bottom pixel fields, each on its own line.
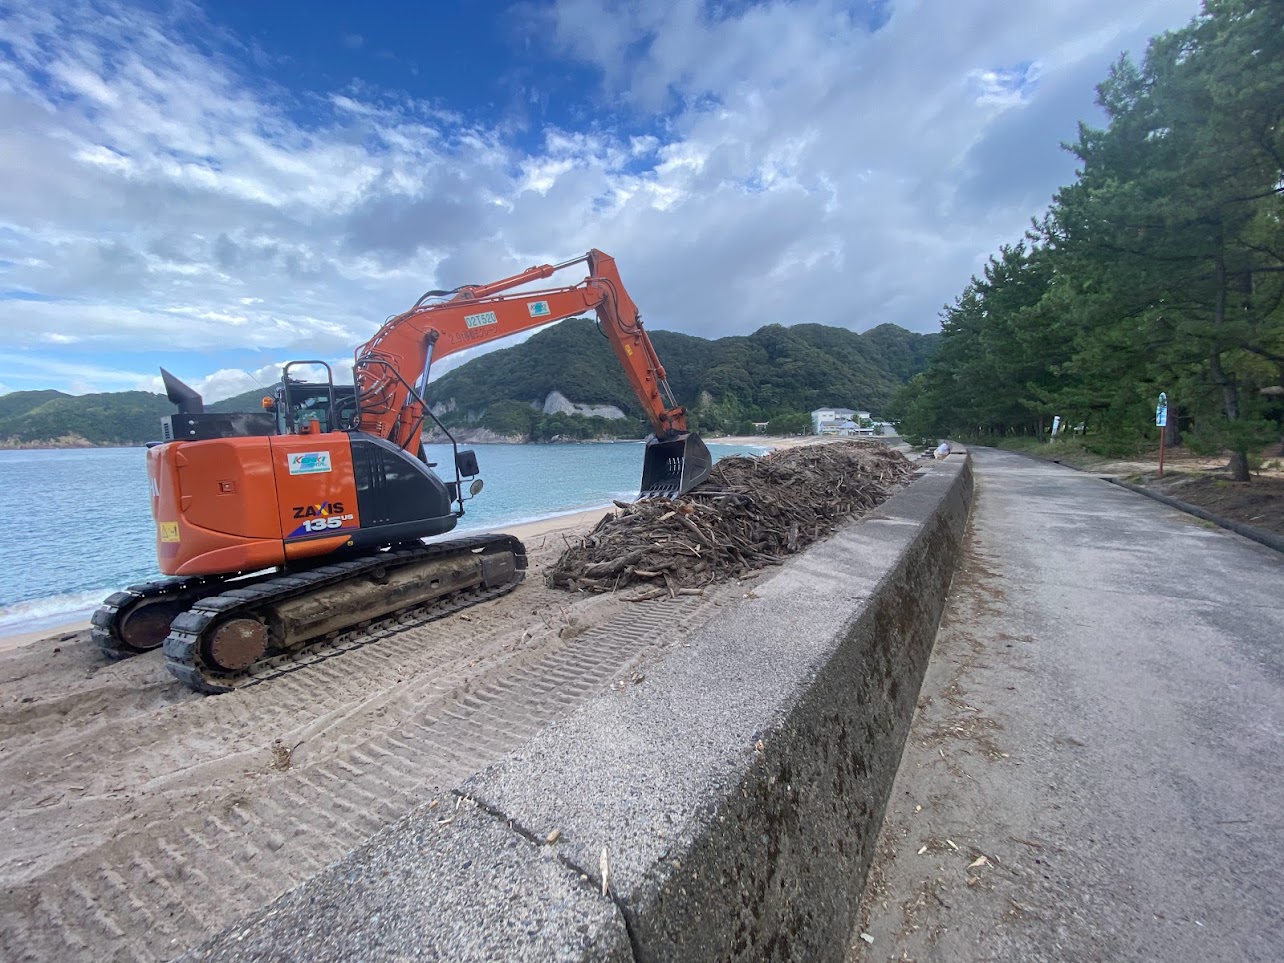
left=1226, top=450, right=1250, bottom=482
left=1210, top=255, right=1251, bottom=483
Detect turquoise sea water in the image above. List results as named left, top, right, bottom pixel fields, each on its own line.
left=0, top=441, right=765, bottom=635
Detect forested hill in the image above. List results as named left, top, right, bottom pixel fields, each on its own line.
left=0, top=390, right=174, bottom=447
left=0, top=384, right=287, bottom=447
left=155, top=320, right=938, bottom=439
left=425, top=319, right=938, bottom=435
left=0, top=320, right=937, bottom=446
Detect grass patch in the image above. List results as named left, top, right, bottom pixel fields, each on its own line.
left=990, top=436, right=1124, bottom=471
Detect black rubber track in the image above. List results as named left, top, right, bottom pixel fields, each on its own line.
left=91, top=576, right=212, bottom=660
left=161, top=534, right=527, bottom=694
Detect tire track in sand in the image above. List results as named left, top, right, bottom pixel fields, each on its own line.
left=0, top=563, right=739, bottom=962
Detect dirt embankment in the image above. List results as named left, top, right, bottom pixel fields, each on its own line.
left=1133, top=470, right=1284, bottom=537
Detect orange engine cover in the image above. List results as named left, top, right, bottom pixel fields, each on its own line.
left=148, top=434, right=361, bottom=577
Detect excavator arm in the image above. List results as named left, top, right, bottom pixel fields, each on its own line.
left=353, top=249, right=711, bottom=497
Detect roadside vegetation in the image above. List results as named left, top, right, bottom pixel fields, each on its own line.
left=892, top=0, right=1283, bottom=486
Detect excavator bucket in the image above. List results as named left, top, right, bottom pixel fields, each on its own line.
left=640, top=432, right=713, bottom=499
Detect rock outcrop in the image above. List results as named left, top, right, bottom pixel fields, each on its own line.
left=423, top=427, right=527, bottom=445
left=541, top=391, right=626, bottom=420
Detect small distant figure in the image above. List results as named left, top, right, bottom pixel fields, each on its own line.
left=933, top=440, right=951, bottom=460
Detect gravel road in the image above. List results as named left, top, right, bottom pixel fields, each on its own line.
left=848, top=447, right=1284, bottom=963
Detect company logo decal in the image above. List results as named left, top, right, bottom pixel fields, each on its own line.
left=464, top=310, right=499, bottom=329
left=288, top=451, right=332, bottom=475
left=528, top=300, right=550, bottom=318
left=287, top=500, right=354, bottom=537
left=292, top=501, right=345, bottom=519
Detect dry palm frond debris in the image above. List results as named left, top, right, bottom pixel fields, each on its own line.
left=547, top=440, right=917, bottom=597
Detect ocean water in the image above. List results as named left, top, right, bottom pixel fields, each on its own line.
left=0, top=441, right=765, bottom=635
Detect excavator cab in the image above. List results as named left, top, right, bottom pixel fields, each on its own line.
left=640, top=431, right=713, bottom=499
left=273, top=361, right=358, bottom=435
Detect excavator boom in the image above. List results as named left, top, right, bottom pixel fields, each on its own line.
left=354, top=250, right=711, bottom=497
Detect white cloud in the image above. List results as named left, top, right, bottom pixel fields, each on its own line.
left=146, top=366, right=281, bottom=403
left=0, top=0, right=1201, bottom=397
left=0, top=351, right=157, bottom=393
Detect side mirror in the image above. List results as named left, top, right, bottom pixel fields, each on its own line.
left=469, top=479, right=484, bottom=497
left=455, top=449, right=480, bottom=477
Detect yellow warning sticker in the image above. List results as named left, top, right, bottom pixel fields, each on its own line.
left=160, top=521, right=180, bottom=543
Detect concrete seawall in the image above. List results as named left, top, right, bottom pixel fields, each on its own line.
left=189, top=456, right=974, bottom=963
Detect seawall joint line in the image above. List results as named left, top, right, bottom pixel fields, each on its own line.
left=456, top=789, right=645, bottom=963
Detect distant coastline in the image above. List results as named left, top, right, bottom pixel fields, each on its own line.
left=0, top=435, right=635, bottom=450
left=0, top=435, right=131, bottom=450
left=0, top=432, right=800, bottom=451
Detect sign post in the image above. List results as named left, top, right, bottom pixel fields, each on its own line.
left=1156, top=392, right=1168, bottom=478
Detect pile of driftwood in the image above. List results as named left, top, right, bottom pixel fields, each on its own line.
left=547, top=440, right=916, bottom=597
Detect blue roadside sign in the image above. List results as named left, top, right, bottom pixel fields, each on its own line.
left=1156, top=392, right=1168, bottom=427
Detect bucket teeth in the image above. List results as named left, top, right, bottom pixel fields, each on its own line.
left=640, top=432, right=713, bottom=499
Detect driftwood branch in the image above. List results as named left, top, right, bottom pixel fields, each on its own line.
left=547, top=440, right=917, bottom=595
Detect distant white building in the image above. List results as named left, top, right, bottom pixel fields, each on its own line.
left=811, top=407, right=854, bottom=434
left=811, top=407, right=872, bottom=435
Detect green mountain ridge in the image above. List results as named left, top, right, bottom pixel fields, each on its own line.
left=0, top=388, right=72, bottom=423
left=0, top=391, right=175, bottom=447
left=425, top=319, right=939, bottom=436
left=0, top=321, right=938, bottom=446
left=208, top=386, right=282, bottom=413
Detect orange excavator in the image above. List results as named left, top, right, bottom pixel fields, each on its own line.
left=92, top=250, right=712, bottom=693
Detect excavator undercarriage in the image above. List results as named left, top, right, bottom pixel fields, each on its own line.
left=94, top=534, right=526, bottom=693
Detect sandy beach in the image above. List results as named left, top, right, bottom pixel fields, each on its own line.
left=713, top=433, right=823, bottom=449
left=0, top=497, right=752, bottom=961
left=0, top=621, right=89, bottom=652
left=0, top=434, right=916, bottom=962
left=0, top=506, right=614, bottom=653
